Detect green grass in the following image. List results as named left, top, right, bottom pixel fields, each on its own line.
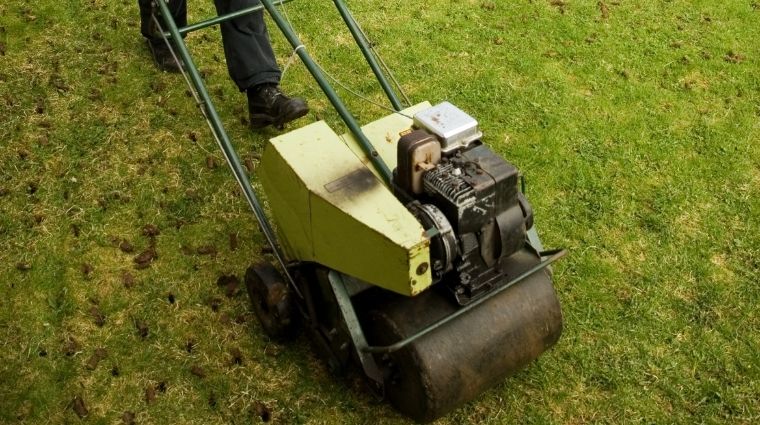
left=1, top=0, right=759, bottom=423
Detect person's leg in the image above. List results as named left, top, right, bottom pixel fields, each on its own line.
left=212, top=0, right=281, bottom=90
left=138, top=0, right=187, bottom=72
left=139, top=0, right=187, bottom=39
left=213, top=0, right=308, bottom=129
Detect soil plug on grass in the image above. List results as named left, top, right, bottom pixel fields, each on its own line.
left=229, top=232, right=238, bottom=251
left=89, top=305, right=106, bottom=327
left=135, top=319, right=149, bottom=339
left=151, top=80, right=166, bottom=93
left=71, top=396, right=88, bottom=418
left=549, top=0, right=567, bottom=13
left=229, top=347, right=243, bottom=366
left=144, top=385, right=156, bottom=404
left=598, top=1, right=609, bottom=20
left=85, top=348, right=108, bottom=370
left=208, top=391, right=217, bottom=408
left=119, top=239, right=135, bottom=253
left=142, top=224, right=160, bottom=238
left=263, top=345, right=282, bottom=357
left=190, top=365, right=206, bottom=378
left=62, top=336, right=80, bottom=356
left=122, top=271, right=136, bottom=288
left=725, top=50, right=745, bottom=64
left=87, top=88, right=103, bottom=101
left=216, top=275, right=240, bottom=298
left=196, top=244, right=217, bottom=256
left=50, top=74, right=69, bottom=92
left=134, top=248, right=157, bottom=269
left=16, top=262, right=31, bottom=271
left=243, top=157, right=255, bottom=173
left=15, top=400, right=32, bottom=421
left=121, top=411, right=136, bottom=425
left=207, top=297, right=221, bottom=312
left=251, top=402, right=271, bottom=423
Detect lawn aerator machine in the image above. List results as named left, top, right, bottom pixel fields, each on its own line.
left=151, top=0, right=565, bottom=421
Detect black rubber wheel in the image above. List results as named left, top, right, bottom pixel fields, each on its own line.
left=244, top=262, right=296, bottom=340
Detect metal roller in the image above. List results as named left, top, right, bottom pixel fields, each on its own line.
left=360, top=249, right=563, bottom=423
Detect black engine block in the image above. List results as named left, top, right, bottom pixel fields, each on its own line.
left=394, top=122, right=534, bottom=305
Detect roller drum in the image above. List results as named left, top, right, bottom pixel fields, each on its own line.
left=362, top=249, right=562, bottom=422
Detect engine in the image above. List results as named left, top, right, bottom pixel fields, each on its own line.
left=393, top=102, right=534, bottom=305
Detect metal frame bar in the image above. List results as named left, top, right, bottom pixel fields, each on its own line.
left=171, top=0, right=293, bottom=36
left=328, top=271, right=385, bottom=392
left=154, top=0, right=301, bottom=296
left=332, top=0, right=404, bottom=111
left=152, top=1, right=566, bottom=395
left=362, top=249, right=567, bottom=354
left=257, top=0, right=393, bottom=184
left=159, top=0, right=397, bottom=183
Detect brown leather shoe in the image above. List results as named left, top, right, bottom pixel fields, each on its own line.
left=247, top=84, right=309, bottom=130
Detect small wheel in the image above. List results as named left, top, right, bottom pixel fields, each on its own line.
left=244, top=262, right=296, bottom=339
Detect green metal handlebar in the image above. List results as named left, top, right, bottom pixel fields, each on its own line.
left=154, top=0, right=301, bottom=295
left=257, top=0, right=393, bottom=185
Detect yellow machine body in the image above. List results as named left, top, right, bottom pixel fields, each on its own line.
left=259, top=103, right=434, bottom=296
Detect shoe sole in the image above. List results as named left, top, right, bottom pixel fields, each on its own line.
left=250, top=105, right=309, bottom=130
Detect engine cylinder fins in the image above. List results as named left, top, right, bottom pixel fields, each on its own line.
left=360, top=249, right=562, bottom=423
left=408, top=203, right=458, bottom=280
left=422, top=162, right=476, bottom=206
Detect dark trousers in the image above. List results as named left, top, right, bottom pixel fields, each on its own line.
left=139, top=0, right=281, bottom=90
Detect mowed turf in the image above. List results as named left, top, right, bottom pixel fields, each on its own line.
left=1, top=0, right=759, bottom=423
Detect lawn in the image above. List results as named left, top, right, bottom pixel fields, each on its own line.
left=1, top=0, right=759, bottom=423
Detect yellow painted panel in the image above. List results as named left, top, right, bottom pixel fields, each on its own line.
left=259, top=143, right=313, bottom=262
left=342, top=102, right=432, bottom=179
left=311, top=191, right=430, bottom=295
left=260, top=118, right=433, bottom=295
